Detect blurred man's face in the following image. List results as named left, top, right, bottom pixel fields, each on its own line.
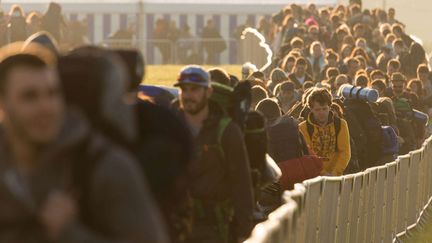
left=418, top=72, right=429, bottom=82
left=295, top=64, right=306, bottom=76
left=387, top=65, right=399, bottom=75
left=285, top=61, right=295, bottom=74
left=281, top=89, right=294, bottom=101
left=372, top=85, right=384, bottom=97
left=327, top=57, right=337, bottom=67
left=311, top=102, right=330, bottom=125
left=179, top=84, right=211, bottom=115
left=312, top=45, right=322, bottom=58
left=394, top=44, right=404, bottom=55
left=389, top=9, right=395, bottom=19
left=348, top=62, right=360, bottom=74
left=392, top=80, right=405, bottom=96
left=0, top=66, right=64, bottom=146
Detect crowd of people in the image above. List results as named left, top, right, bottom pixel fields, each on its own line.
left=0, top=0, right=430, bottom=243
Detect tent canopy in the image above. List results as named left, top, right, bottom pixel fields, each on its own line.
left=2, top=0, right=339, bottom=14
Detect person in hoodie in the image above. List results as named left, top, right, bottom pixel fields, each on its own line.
left=299, top=88, right=351, bottom=176
left=0, top=43, right=169, bottom=243
left=173, top=65, right=254, bottom=243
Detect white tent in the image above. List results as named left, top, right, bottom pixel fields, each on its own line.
left=1, top=0, right=340, bottom=64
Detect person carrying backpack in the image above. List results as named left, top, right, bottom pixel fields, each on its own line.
left=0, top=43, right=169, bottom=243
left=299, top=88, right=351, bottom=176
left=173, top=66, right=254, bottom=243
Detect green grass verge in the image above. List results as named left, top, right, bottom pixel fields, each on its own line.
left=144, top=65, right=242, bottom=86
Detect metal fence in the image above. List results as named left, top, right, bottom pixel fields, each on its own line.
left=101, top=37, right=269, bottom=66
left=245, top=135, right=432, bottom=243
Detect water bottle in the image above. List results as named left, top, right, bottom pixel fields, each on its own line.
left=341, top=85, right=379, bottom=103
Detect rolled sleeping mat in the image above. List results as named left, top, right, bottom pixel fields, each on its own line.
left=341, top=84, right=379, bottom=103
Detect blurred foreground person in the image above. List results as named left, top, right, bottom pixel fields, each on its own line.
left=0, top=43, right=169, bottom=243
left=174, top=66, right=254, bottom=243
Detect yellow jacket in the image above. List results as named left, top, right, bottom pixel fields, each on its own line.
left=299, top=113, right=351, bottom=176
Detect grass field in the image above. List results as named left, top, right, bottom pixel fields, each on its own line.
left=144, top=65, right=242, bottom=86
left=400, top=215, right=432, bottom=243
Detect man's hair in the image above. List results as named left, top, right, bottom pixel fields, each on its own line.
left=290, top=37, right=304, bottom=47
left=370, top=69, right=385, bottom=79
left=327, top=67, right=340, bottom=79
left=391, top=72, right=407, bottom=83
left=355, top=74, right=369, bottom=87
left=256, top=98, right=281, bottom=120
left=208, top=68, right=230, bottom=86
left=307, top=88, right=332, bottom=108
left=392, top=38, right=404, bottom=48
left=251, top=85, right=268, bottom=106
left=388, top=59, right=400, bottom=70
left=274, top=80, right=295, bottom=96
left=392, top=23, right=404, bottom=33
left=371, top=79, right=387, bottom=91
left=346, top=57, right=360, bottom=66
left=417, top=64, right=429, bottom=74
left=325, top=49, right=339, bottom=61
left=0, top=43, right=56, bottom=94
left=295, top=57, right=308, bottom=66
left=251, top=71, right=266, bottom=81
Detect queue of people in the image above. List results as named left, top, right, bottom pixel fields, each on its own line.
left=0, top=0, right=430, bottom=243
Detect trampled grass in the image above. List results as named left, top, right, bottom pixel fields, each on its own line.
left=144, top=65, right=242, bottom=87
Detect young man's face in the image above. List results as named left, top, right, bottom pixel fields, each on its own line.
left=418, top=72, right=429, bottom=82
left=179, top=84, right=212, bottom=115
left=281, top=89, right=294, bottom=101
left=392, top=80, right=405, bottom=96
left=310, top=101, right=330, bottom=125
left=348, top=61, right=360, bottom=75
left=0, top=66, right=65, bottom=146
left=387, top=65, right=399, bottom=75
left=372, top=84, right=384, bottom=97
left=295, top=64, right=306, bottom=76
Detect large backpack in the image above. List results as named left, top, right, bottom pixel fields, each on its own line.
left=267, top=116, right=306, bottom=163
left=343, top=99, right=384, bottom=169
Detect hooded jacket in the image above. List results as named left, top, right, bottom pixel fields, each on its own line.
left=0, top=111, right=169, bottom=243
left=176, top=101, right=254, bottom=240
left=299, top=112, right=351, bottom=176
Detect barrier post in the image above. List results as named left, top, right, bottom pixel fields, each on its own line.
left=318, top=177, right=341, bottom=242
left=336, top=175, right=354, bottom=243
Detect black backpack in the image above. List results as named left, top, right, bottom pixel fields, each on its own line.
left=343, top=99, right=384, bottom=169
left=267, top=116, right=306, bottom=163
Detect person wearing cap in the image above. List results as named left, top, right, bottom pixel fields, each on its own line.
left=173, top=65, right=254, bottom=243
left=390, top=72, right=422, bottom=154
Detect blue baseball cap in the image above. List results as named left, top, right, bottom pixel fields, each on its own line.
left=174, top=65, right=210, bottom=88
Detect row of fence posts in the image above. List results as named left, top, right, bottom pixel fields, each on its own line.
left=246, top=135, right=432, bottom=243
left=102, top=37, right=268, bottom=65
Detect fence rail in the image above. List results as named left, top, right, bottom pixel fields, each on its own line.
left=101, top=37, right=269, bottom=65
left=245, top=135, right=432, bottom=243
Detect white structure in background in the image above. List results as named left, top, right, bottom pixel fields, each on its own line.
left=2, top=0, right=339, bottom=64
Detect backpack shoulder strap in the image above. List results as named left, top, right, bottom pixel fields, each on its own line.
left=334, top=116, right=341, bottom=152
left=306, top=121, right=314, bottom=139
left=216, top=116, right=232, bottom=159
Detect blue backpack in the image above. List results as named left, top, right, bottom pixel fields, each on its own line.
left=381, top=126, right=399, bottom=157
